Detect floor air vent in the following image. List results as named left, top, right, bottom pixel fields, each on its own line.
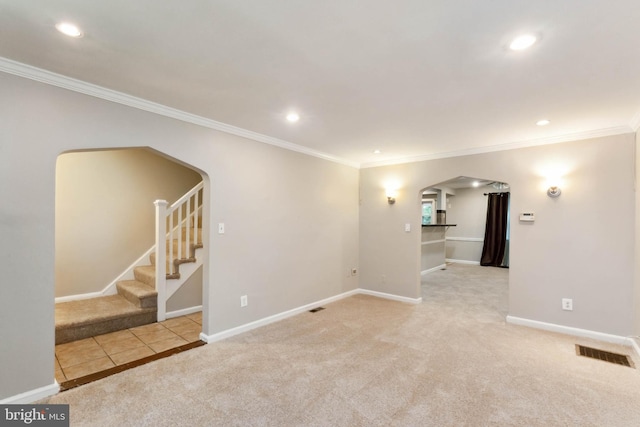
left=575, top=345, right=634, bottom=368
left=309, top=307, right=325, bottom=313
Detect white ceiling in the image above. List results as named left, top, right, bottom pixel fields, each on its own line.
left=428, top=176, right=497, bottom=190
left=1, top=1, right=639, bottom=167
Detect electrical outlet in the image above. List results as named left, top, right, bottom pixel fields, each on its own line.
left=351, top=268, right=357, bottom=276
left=240, top=295, right=248, bottom=307
left=562, top=298, right=573, bottom=311
left=381, top=274, right=386, bottom=284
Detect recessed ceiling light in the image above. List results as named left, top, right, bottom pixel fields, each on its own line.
left=56, top=22, right=83, bottom=38
left=509, top=34, right=536, bottom=50
left=472, top=181, right=480, bottom=187
left=373, top=149, right=381, bottom=154
left=536, top=119, right=550, bottom=126
left=286, top=112, right=300, bottom=123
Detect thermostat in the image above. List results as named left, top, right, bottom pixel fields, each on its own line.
left=519, top=212, right=535, bottom=222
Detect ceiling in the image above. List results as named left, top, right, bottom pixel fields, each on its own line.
left=1, top=1, right=639, bottom=167
left=428, top=176, right=498, bottom=190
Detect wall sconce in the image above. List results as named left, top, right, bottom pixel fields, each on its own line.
left=386, top=188, right=397, bottom=204
left=547, top=186, right=561, bottom=198
left=539, top=165, right=569, bottom=198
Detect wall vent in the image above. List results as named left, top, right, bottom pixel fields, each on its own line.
left=575, top=345, right=634, bottom=368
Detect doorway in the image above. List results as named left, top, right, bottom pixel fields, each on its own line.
left=54, top=147, right=209, bottom=387
left=419, top=176, right=510, bottom=307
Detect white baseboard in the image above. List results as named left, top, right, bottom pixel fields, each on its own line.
left=358, top=289, right=422, bottom=305
left=166, top=305, right=202, bottom=319
left=201, top=289, right=359, bottom=343
left=506, top=316, right=632, bottom=346
left=55, top=247, right=203, bottom=304
left=421, top=239, right=446, bottom=245
left=446, top=259, right=480, bottom=265
left=445, top=237, right=484, bottom=242
left=420, top=264, right=446, bottom=275
left=630, top=337, right=640, bottom=358
left=0, top=382, right=59, bottom=404
left=200, top=287, right=422, bottom=344
left=55, top=247, right=157, bottom=303
left=55, top=291, right=104, bottom=303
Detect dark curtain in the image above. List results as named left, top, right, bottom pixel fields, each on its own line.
left=480, top=192, right=510, bottom=267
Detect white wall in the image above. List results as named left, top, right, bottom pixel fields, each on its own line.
left=0, top=72, right=359, bottom=400
left=445, top=186, right=508, bottom=263
left=56, top=148, right=202, bottom=297
left=635, top=127, right=640, bottom=336
left=360, top=134, right=635, bottom=338
left=421, top=227, right=446, bottom=272
left=167, top=265, right=203, bottom=313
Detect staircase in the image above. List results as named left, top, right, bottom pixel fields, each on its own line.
left=55, top=183, right=204, bottom=345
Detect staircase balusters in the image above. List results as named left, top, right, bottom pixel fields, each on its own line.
left=177, top=205, right=183, bottom=265
left=185, top=195, right=190, bottom=261
left=170, top=213, right=175, bottom=275
left=154, top=181, right=204, bottom=322
left=194, top=189, right=199, bottom=246
left=154, top=200, right=168, bottom=322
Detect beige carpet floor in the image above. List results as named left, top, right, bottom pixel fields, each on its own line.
left=41, top=264, right=640, bottom=426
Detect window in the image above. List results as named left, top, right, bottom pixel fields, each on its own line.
left=422, top=200, right=435, bottom=225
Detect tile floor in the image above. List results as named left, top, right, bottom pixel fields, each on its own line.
left=55, top=312, right=202, bottom=383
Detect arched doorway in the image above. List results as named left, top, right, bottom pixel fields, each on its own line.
left=54, top=147, right=209, bottom=387
left=419, top=176, right=510, bottom=317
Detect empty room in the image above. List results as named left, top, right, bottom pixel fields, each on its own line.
left=1, top=1, right=640, bottom=425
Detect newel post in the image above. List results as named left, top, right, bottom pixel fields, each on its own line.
left=154, top=200, right=168, bottom=322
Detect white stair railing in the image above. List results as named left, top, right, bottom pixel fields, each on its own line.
left=154, top=181, right=204, bottom=321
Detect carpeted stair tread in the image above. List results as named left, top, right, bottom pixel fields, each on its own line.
left=55, top=295, right=156, bottom=344
left=134, top=264, right=181, bottom=284
left=134, top=265, right=157, bottom=287
left=149, top=237, right=202, bottom=265
left=117, top=280, right=157, bottom=308
left=148, top=256, right=174, bottom=273
left=53, top=210, right=203, bottom=346
left=150, top=252, right=199, bottom=268
left=55, top=295, right=154, bottom=327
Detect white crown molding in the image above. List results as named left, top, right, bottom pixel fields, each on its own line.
left=4, top=56, right=634, bottom=170
left=0, top=56, right=359, bottom=169
left=361, top=126, right=633, bottom=168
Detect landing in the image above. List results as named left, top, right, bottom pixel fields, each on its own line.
left=55, top=295, right=156, bottom=344
left=55, top=312, right=203, bottom=390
